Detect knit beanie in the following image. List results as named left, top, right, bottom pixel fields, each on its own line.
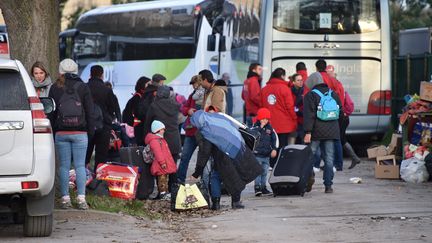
left=151, top=120, right=165, bottom=133
left=256, top=108, right=271, bottom=120
left=59, top=58, right=78, bottom=75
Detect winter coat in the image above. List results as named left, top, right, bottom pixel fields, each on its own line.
left=122, top=92, right=142, bottom=126
left=181, top=92, right=198, bottom=137
left=242, top=72, right=261, bottom=116
left=192, top=132, right=262, bottom=196
left=87, top=77, right=118, bottom=127
left=191, top=110, right=244, bottom=161
left=260, top=78, right=297, bottom=134
left=48, top=73, right=95, bottom=136
left=303, top=83, right=342, bottom=140
left=252, top=122, right=277, bottom=157
left=291, top=85, right=310, bottom=125
left=297, top=70, right=308, bottom=83
left=144, top=87, right=181, bottom=155
left=135, top=84, right=159, bottom=122
left=145, top=133, right=177, bottom=176
left=203, top=83, right=227, bottom=113
left=32, top=76, right=53, bottom=97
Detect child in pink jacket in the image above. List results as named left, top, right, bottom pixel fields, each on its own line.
left=145, top=120, right=177, bottom=200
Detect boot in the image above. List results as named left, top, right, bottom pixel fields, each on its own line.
left=344, top=143, right=361, bottom=169
left=211, top=197, right=220, bottom=211
left=231, top=194, right=244, bottom=209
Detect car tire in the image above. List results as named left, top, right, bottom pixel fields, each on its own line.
left=23, top=213, right=53, bottom=237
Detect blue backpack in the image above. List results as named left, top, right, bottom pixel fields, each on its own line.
left=312, top=89, right=340, bottom=121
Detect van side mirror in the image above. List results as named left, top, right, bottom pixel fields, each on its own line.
left=39, top=97, right=56, bottom=114
left=207, top=35, right=216, bottom=51
left=219, top=36, right=226, bottom=52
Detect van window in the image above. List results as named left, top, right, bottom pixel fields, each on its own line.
left=0, top=70, right=30, bottom=110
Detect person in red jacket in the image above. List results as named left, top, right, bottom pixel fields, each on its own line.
left=242, top=63, right=263, bottom=126
left=261, top=68, right=297, bottom=158
left=145, top=120, right=177, bottom=201
left=291, top=73, right=310, bottom=144
left=296, top=62, right=309, bottom=82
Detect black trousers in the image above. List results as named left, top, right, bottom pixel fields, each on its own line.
left=134, top=123, right=145, bottom=146
left=340, top=116, right=349, bottom=145
left=86, top=127, right=110, bottom=172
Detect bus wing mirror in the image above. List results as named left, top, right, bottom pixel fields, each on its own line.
left=219, top=36, right=226, bottom=52
left=207, top=35, right=216, bottom=51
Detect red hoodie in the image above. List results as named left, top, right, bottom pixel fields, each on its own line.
left=319, top=71, right=346, bottom=110
left=242, top=73, right=261, bottom=116
left=260, top=78, right=297, bottom=133
left=181, top=93, right=198, bottom=137
left=145, top=133, right=177, bottom=176
left=297, top=69, right=308, bottom=82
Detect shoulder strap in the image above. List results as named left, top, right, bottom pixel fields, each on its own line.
left=312, top=89, right=324, bottom=99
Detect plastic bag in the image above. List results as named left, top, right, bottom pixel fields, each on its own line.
left=69, top=168, right=94, bottom=188
left=400, top=158, right=430, bottom=183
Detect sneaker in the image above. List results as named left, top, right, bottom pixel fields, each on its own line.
left=60, top=198, right=72, bottom=210
left=160, top=192, right=171, bottom=201
left=325, top=186, right=334, bottom=193
left=333, top=167, right=337, bottom=173
left=254, top=185, right=262, bottom=197
left=313, top=167, right=320, bottom=173
left=76, top=197, right=89, bottom=210
left=261, top=187, right=272, bottom=195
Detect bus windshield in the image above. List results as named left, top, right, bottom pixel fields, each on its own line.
left=274, top=0, right=380, bottom=34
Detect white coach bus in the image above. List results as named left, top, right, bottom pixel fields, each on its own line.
left=60, top=0, right=391, bottom=135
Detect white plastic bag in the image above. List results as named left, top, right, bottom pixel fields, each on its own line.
left=400, top=158, right=430, bottom=183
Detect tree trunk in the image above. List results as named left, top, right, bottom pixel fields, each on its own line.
left=0, top=0, right=59, bottom=79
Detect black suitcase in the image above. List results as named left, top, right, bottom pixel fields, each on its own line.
left=119, top=146, right=154, bottom=199
left=269, top=145, right=313, bottom=196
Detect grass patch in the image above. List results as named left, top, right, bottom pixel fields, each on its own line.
left=85, top=194, right=163, bottom=219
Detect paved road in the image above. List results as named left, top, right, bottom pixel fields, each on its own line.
left=188, top=160, right=432, bottom=242
left=1, top=158, right=431, bottom=242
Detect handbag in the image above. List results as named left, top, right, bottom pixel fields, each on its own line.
left=411, top=121, right=432, bottom=146
left=172, top=183, right=209, bottom=211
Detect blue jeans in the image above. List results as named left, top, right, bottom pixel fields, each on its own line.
left=314, top=148, right=322, bottom=168
left=310, top=140, right=335, bottom=187
left=334, top=140, right=343, bottom=170
left=254, top=156, right=270, bottom=187
left=210, top=170, right=222, bottom=198
left=177, top=136, right=198, bottom=183
left=55, top=133, right=88, bottom=197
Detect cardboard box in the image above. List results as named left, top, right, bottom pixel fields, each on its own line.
left=375, top=155, right=400, bottom=179
left=420, top=81, right=432, bottom=102
left=387, top=133, right=402, bottom=156
left=367, top=145, right=388, bottom=159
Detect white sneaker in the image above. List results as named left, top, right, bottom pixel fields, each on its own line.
left=333, top=167, right=337, bottom=173
left=313, top=167, right=320, bottom=173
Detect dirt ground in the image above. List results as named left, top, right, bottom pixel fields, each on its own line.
left=1, top=158, right=431, bottom=243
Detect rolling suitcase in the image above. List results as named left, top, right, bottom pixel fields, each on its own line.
left=269, top=145, right=313, bottom=196
left=119, top=146, right=154, bottom=199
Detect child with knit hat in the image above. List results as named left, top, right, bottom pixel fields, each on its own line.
left=145, top=120, right=177, bottom=200
left=251, top=108, right=278, bottom=196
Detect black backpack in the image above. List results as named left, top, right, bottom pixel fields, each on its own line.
left=93, top=103, right=104, bottom=132
left=57, top=82, right=86, bottom=129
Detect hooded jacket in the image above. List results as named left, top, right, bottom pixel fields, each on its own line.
left=135, top=83, right=159, bottom=122
left=303, top=83, right=342, bottom=140
left=203, top=82, right=227, bottom=113
left=192, top=132, right=262, bottom=196
left=32, top=76, right=53, bottom=97
left=242, top=71, right=262, bottom=116
left=48, top=73, right=95, bottom=136
left=144, top=133, right=177, bottom=176
left=191, top=110, right=244, bottom=161
left=87, top=77, right=117, bottom=127
left=260, top=78, right=298, bottom=134
left=144, top=86, right=181, bottom=155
